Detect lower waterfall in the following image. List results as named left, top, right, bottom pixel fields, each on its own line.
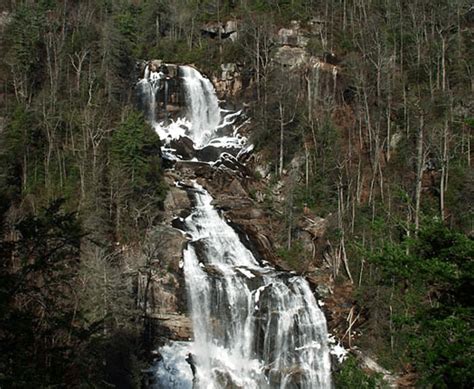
left=155, top=183, right=332, bottom=388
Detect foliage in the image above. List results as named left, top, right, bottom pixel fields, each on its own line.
left=111, top=109, right=167, bottom=238
left=0, top=200, right=84, bottom=386
left=360, top=222, right=474, bottom=388
left=277, top=240, right=311, bottom=272
left=0, top=0, right=472, bottom=386
left=334, top=355, right=385, bottom=389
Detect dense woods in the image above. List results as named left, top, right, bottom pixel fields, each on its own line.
left=0, top=0, right=472, bottom=387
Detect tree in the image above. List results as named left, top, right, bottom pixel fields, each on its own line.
left=0, top=200, right=84, bottom=386
left=111, top=109, right=167, bottom=238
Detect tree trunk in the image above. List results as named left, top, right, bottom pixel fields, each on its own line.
left=414, top=115, right=425, bottom=231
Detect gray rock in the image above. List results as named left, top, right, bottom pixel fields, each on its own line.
left=274, top=46, right=309, bottom=68
left=277, top=21, right=309, bottom=47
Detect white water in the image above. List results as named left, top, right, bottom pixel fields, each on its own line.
left=137, top=64, right=244, bottom=154
left=141, top=62, right=333, bottom=388
left=180, top=66, right=221, bottom=148
left=155, top=184, right=332, bottom=388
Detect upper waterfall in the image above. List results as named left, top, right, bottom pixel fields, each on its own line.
left=137, top=62, right=245, bottom=161
left=180, top=66, right=221, bottom=148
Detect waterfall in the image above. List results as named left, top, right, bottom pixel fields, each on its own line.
left=137, top=65, right=164, bottom=123
left=137, top=64, right=242, bottom=154
left=180, top=66, right=221, bottom=148
left=139, top=61, right=333, bottom=388
left=155, top=184, right=332, bottom=388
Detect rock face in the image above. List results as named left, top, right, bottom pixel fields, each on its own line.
left=213, top=63, right=243, bottom=97
left=274, top=46, right=309, bottom=67
left=139, top=186, right=193, bottom=342
left=148, top=313, right=192, bottom=341
left=136, top=60, right=184, bottom=123
left=201, top=20, right=239, bottom=41
left=277, top=21, right=309, bottom=47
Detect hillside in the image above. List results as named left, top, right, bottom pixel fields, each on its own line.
left=0, top=1, right=473, bottom=388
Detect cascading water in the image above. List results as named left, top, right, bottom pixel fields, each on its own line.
left=166, top=184, right=333, bottom=388
left=138, top=62, right=333, bottom=387
left=137, top=64, right=244, bottom=156
left=180, top=66, right=221, bottom=148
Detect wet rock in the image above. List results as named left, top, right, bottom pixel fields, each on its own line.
left=174, top=160, right=214, bottom=179
left=148, top=59, right=163, bottom=73
left=168, top=136, right=195, bottom=160
left=213, top=152, right=250, bottom=176
left=214, top=369, right=243, bottom=388
left=196, top=145, right=240, bottom=162
left=211, top=195, right=254, bottom=213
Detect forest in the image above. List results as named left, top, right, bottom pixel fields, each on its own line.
left=0, top=0, right=472, bottom=388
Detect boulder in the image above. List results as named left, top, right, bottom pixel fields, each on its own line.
left=162, top=186, right=192, bottom=222
left=213, top=152, right=250, bottom=176
left=197, top=145, right=240, bottom=162
left=169, top=136, right=195, bottom=160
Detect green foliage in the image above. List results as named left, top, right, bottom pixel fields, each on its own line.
left=362, top=222, right=474, bottom=388
left=277, top=240, right=310, bottom=272
left=112, top=109, right=165, bottom=196
left=4, top=4, right=45, bottom=81
left=334, top=355, right=385, bottom=389
left=0, top=200, right=84, bottom=387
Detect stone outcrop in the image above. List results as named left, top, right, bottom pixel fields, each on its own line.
left=274, top=46, right=310, bottom=67
left=201, top=20, right=239, bottom=41
left=139, top=184, right=193, bottom=342
left=213, top=63, right=243, bottom=97
left=148, top=313, right=192, bottom=340
left=277, top=21, right=309, bottom=47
